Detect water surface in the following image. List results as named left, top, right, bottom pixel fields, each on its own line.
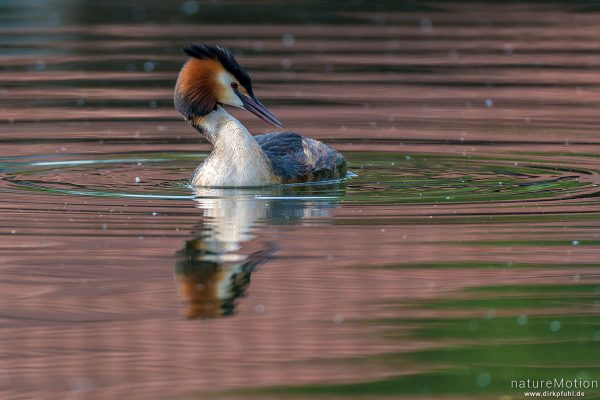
left=1, top=1, right=600, bottom=399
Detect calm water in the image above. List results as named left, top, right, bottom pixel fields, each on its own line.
left=1, top=1, right=600, bottom=399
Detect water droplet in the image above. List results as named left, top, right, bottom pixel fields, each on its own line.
left=152, top=212, right=158, bottom=216
left=132, top=7, right=146, bottom=21
left=280, top=58, right=292, bottom=69
left=468, top=320, right=479, bottom=331
left=420, top=18, right=433, bottom=32
left=477, top=372, right=492, bottom=388
left=333, top=313, right=344, bottom=324
left=282, top=33, right=295, bottom=47
left=255, top=303, right=266, bottom=314
left=550, top=320, right=561, bottom=332
left=34, top=60, right=46, bottom=71
left=572, top=240, right=579, bottom=246
left=182, top=0, right=199, bottom=15
left=484, top=99, right=494, bottom=107
left=135, top=177, right=141, bottom=183
left=517, top=314, right=528, bottom=326
left=143, top=61, right=155, bottom=72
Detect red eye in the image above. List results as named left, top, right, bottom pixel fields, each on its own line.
left=230, top=82, right=239, bottom=89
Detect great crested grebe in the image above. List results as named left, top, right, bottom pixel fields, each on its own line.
left=174, top=44, right=347, bottom=187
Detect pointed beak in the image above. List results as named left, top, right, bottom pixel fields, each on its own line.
left=235, top=91, right=284, bottom=128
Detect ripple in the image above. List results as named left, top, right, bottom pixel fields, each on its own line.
left=1, top=152, right=597, bottom=205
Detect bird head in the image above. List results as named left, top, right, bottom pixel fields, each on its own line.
left=174, top=44, right=283, bottom=128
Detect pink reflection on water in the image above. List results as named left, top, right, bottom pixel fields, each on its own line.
left=1, top=2, right=600, bottom=399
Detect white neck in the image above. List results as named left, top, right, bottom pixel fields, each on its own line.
left=190, top=107, right=278, bottom=187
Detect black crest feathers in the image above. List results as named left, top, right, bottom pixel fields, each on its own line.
left=182, top=44, right=254, bottom=97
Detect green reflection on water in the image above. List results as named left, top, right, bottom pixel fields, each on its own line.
left=225, top=283, right=600, bottom=399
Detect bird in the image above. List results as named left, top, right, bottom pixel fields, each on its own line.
left=174, top=44, right=347, bottom=187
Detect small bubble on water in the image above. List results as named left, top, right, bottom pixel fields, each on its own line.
left=282, top=33, right=295, bottom=47
left=135, top=177, right=141, bottom=183
left=255, top=303, right=266, bottom=314
left=517, top=314, right=528, bottom=326
left=468, top=320, right=479, bottom=331
left=280, top=58, right=292, bottom=69
left=477, top=372, right=492, bottom=388
left=101, top=224, right=108, bottom=230
left=550, top=320, right=561, bottom=332
left=195, top=283, right=205, bottom=291
left=420, top=18, right=433, bottom=32
left=573, top=274, right=580, bottom=282
left=10, top=229, right=16, bottom=235
left=484, top=99, right=494, bottom=107
left=152, top=212, right=158, bottom=216
left=132, top=7, right=146, bottom=21
left=251, top=41, right=265, bottom=51
left=333, top=313, right=344, bottom=324
left=34, top=60, right=46, bottom=71
left=181, top=0, right=199, bottom=15
left=143, top=61, right=155, bottom=72
left=572, top=240, right=579, bottom=246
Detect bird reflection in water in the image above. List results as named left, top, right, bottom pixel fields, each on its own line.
left=175, top=183, right=345, bottom=319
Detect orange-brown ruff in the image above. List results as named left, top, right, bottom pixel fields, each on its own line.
left=174, top=44, right=346, bottom=187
